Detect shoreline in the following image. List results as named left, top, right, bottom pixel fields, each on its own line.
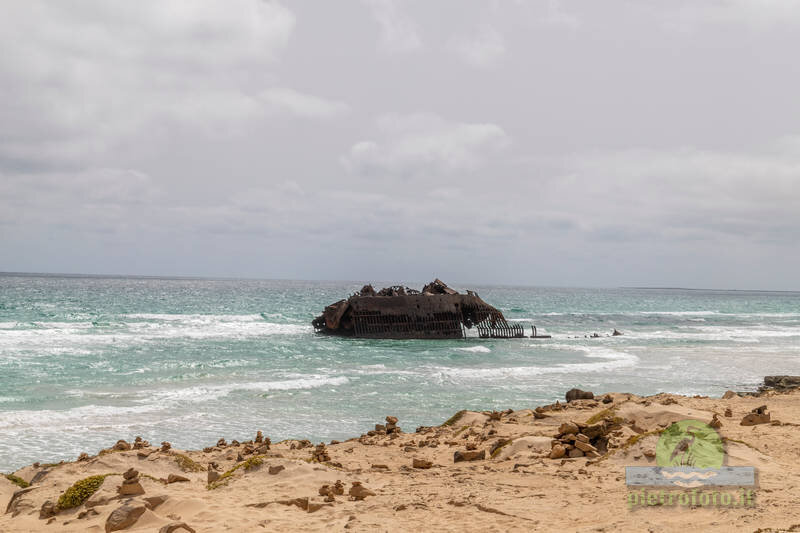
left=3, top=378, right=800, bottom=532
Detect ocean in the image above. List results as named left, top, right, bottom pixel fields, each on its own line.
left=1, top=274, right=799, bottom=472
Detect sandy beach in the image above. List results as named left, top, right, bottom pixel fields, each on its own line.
left=3, top=380, right=800, bottom=532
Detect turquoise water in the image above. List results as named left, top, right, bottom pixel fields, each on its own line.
left=1, top=274, right=799, bottom=471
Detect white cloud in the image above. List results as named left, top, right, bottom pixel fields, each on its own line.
left=0, top=0, right=297, bottom=169
left=447, top=26, right=505, bottom=68
left=260, top=88, right=350, bottom=118
left=362, top=0, right=422, bottom=52
left=342, top=113, right=510, bottom=177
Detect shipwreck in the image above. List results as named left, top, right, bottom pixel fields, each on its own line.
left=312, top=279, right=543, bottom=339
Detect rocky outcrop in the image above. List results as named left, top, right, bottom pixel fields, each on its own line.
left=566, top=389, right=594, bottom=402
left=761, top=376, right=800, bottom=393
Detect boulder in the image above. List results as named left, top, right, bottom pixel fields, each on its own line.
left=412, top=458, right=432, bottom=469
left=724, top=408, right=733, bottom=418
left=268, top=465, right=285, bottom=475
left=167, top=474, right=190, bottom=484
left=105, top=504, right=146, bottom=532
left=113, top=440, right=131, bottom=451
left=453, top=449, right=485, bottom=462
left=566, top=389, right=594, bottom=402
left=574, top=440, right=597, bottom=454
left=709, top=414, right=722, bottom=429
left=549, top=445, right=566, bottom=459
left=568, top=448, right=585, bottom=458
left=558, top=422, right=580, bottom=435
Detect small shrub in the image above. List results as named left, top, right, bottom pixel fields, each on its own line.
left=208, top=456, right=264, bottom=490
left=174, top=454, right=204, bottom=473
left=4, top=474, right=29, bottom=488
left=441, top=410, right=467, bottom=427
left=56, top=475, right=109, bottom=510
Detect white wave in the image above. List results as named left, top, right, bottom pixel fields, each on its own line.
left=143, top=376, right=350, bottom=403
left=429, top=346, right=638, bottom=380
left=456, top=346, right=491, bottom=353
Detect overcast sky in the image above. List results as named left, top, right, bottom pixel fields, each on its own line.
left=1, top=1, right=799, bottom=289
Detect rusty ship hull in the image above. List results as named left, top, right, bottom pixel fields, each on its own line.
left=312, top=279, right=524, bottom=339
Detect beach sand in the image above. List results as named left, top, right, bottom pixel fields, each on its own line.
left=3, top=385, right=800, bottom=532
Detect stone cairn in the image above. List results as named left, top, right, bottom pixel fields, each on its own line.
left=311, top=443, right=330, bottom=463
left=549, top=420, right=615, bottom=459
left=133, top=436, right=150, bottom=449
left=118, top=467, right=145, bottom=496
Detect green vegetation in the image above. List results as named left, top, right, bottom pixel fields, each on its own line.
left=207, top=456, right=264, bottom=490
left=441, top=410, right=467, bottom=427
left=584, top=408, right=624, bottom=426
left=174, top=453, right=204, bottom=473
left=453, top=424, right=471, bottom=437
left=56, top=474, right=111, bottom=510
left=4, top=474, right=29, bottom=488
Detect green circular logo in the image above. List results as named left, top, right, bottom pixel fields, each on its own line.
left=656, top=419, right=724, bottom=468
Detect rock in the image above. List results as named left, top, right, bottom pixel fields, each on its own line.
left=412, top=458, right=433, bottom=469
left=118, top=481, right=144, bottom=496
left=159, top=522, right=197, bottom=533
left=722, top=390, right=738, bottom=399
left=77, top=452, right=90, bottom=462
left=255, top=431, right=263, bottom=444
left=761, top=375, right=800, bottom=392
left=105, top=504, right=146, bottom=532
left=386, top=416, right=398, bottom=425
left=568, top=448, right=585, bottom=458
left=566, top=389, right=594, bottom=402
left=574, top=440, right=598, bottom=454
left=113, top=440, right=131, bottom=451
left=207, top=463, right=220, bottom=483
left=333, top=479, right=344, bottom=496
left=453, top=449, right=485, bottom=462
left=558, top=422, right=580, bottom=435
left=612, top=329, right=623, bottom=336
left=268, top=465, right=285, bottom=475
left=160, top=441, right=171, bottom=452
left=741, top=405, right=771, bottom=426
left=724, top=408, right=733, bottom=417
left=217, top=438, right=227, bottom=447
left=118, top=468, right=145, bottom=496
left=136, top=450, right=152, bottom=459
left=602, top=395, right=613, bottom=404
left=375, top=424, right=386, bottom=432
left=167, top=474, right=190, bottom=484
left=144, top=495, right=168, bottom=510
left=307, top=502, right=333, bottom=513
left=133, top=436, right=149, bottom=450
left=85, top=496, right=109, bottom=509
left=78, top=508, right=99, bottom=519
left=575, top=433, right=590, bottom=443
left=709, top=414, right=723, bottom=429
left=39, top=500, right=57, bottom=520
left=549, top=445, right=566, bottom=459
left=349, top=482, right=375, bottom=501
left=371, top=464, right=389, bottom=470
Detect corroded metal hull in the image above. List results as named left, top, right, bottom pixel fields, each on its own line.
left=312, top=279, right=523, bottom=339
